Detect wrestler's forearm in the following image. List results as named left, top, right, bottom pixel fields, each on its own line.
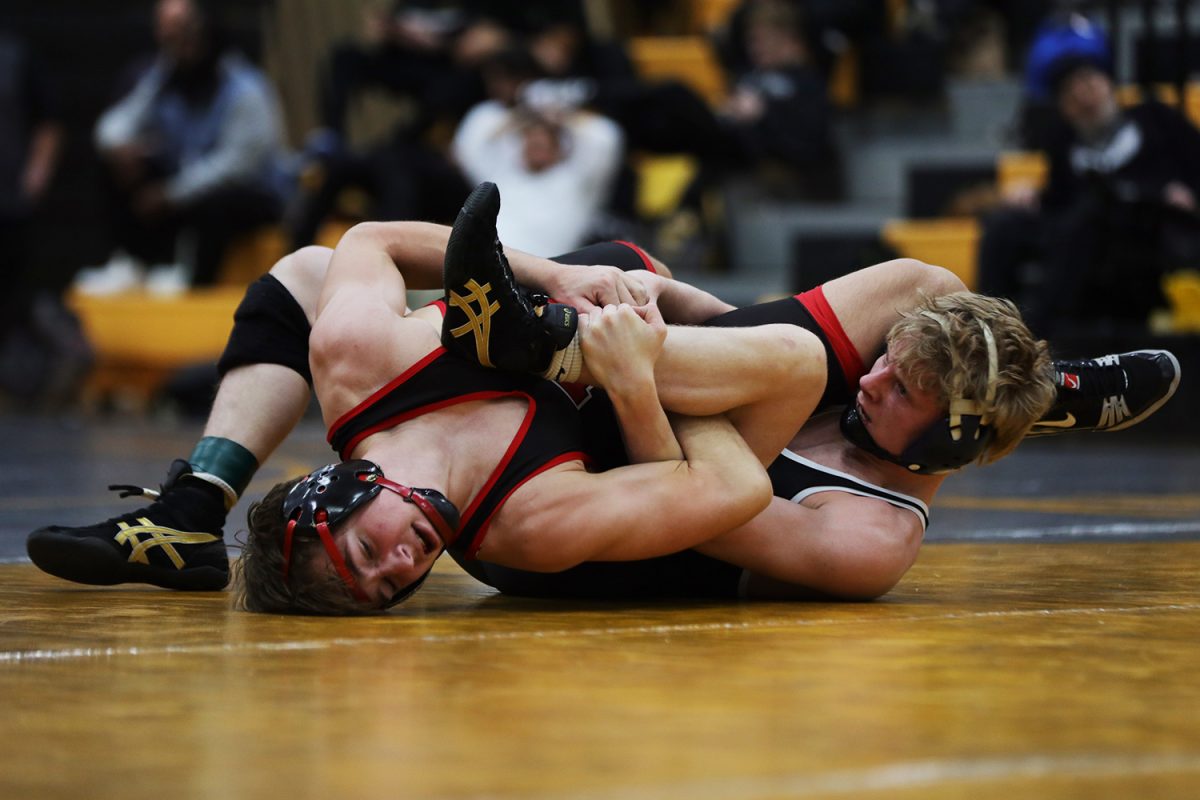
left=608, top=381, right=684, bottom=464
left=358, top=221, right=451, bottom=290
left=367, top=219, right=570, bottom=294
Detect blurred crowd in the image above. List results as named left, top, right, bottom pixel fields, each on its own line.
left=2, top=0, right=1198, bottom=405
left=979, top=10, right=1200, bottom=338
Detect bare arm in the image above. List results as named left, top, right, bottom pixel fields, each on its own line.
left=486, top=415, right=772, bottom=571
left=332, top=219, right=659, bottom=313
left=310, top=224, right=443, bottom=424
left=316, top=222, right=414, bottom=317
left=581, top=302, right=681, bottom=463
left=620, top=269, right=735, bottom=323
left=694, top=492, right=925, bottom=600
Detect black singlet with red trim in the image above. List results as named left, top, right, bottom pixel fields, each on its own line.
left=328, top=345, right=624, bottom=563
left=325, top=241, right=655, bottom=568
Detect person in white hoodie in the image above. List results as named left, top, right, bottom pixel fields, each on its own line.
left=452, top=94, right=623, bottom=256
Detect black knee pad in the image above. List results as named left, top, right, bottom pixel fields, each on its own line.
left=217, top=274, right=313, bottom=385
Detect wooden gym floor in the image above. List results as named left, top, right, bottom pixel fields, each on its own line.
left=1, top=410, right=1198, bottom=799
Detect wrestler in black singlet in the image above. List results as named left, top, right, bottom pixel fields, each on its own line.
left=326, top=242, right=658, bottom=584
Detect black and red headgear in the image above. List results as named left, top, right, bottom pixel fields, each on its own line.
left=281, top=460, right=460, bottom=607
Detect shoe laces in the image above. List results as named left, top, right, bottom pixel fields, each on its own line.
left=1055, top=355, right=1128, bottom=398
left=108, top=459, right=190, bottom=501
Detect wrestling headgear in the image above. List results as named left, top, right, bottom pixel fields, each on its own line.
left=841, top=315, right=1000, bottom=475
left=281, top=459, right=460, bottom=607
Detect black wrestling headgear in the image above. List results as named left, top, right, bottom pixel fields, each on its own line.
left=281, top=459, right=460, bottom=607
left=840, top=314, right=999, bottom=475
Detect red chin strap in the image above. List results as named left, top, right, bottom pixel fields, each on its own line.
left=373, top=476, right=460, bottom=547
left=282, top=511, right=371, bottom=604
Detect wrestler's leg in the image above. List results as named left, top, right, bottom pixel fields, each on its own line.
left=819, top=258, right=966, bottom=363
left=25, top=247, right=331, bottom=591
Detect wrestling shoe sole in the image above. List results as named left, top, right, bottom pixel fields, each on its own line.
left=26, top=527, right=230, bottom=591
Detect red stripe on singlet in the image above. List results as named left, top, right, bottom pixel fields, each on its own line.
left=612, top=240, right=658, bottom=273
left=462, top=450, right=588, bottom=559
left=326, top=346, right=448, bottom=447
left=794, top=286, right=866, bottom=392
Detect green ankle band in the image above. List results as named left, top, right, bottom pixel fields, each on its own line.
left=188, top=437, right=259, bottom=500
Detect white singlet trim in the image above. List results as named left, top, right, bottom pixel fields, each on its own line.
left=777, top=448, right=930, bottom=531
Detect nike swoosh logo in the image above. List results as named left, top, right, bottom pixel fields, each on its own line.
left=1035, top=413, right=1077, bottom=428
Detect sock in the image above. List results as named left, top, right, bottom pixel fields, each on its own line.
left=187, top=436, right=259, bottom=510
left=541, top=332, right=584, bottom=383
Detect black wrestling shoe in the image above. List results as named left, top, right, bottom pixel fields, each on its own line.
left=441, top=182, right=577, bottom=374
left=1028, top=350, right=1181, bottom=437
left=26, top=460, right=230, bottom=591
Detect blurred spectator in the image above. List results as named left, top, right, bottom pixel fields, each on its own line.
left=75, top=0, right=289, bottom=296
left=977, top=41, right=1200, bottom=336
left=525, top=2, right=841, bottom=200
left=285, top=128, right=469, bottom=250
left=0, top=28, right=92, bottom=404
left=1015, top=10, right=1113, bottom=149
left=307, top=1, right=512, bottom=158
left=519, top=17, right=730, bottom=164
left=716, top=0, right=841, bottom=199
left=451, top=90, right=624, bottom=255
left=718, top=0, right=888, bottom=82
left=291, top=4, right=597, bottom=249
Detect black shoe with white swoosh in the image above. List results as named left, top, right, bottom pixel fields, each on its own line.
left=1028, top=350, right=1181, bottom=437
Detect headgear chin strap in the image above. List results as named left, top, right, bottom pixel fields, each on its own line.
left=280, top=459, right=461, bottom=607
left=841, top=318, right=1000, bottom=475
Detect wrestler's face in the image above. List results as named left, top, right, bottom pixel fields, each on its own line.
left=330, top=491, right=445, bottom=607
left=855, top=348, right=944, bottom=459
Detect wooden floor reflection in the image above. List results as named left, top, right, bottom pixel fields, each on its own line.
left=3, top=540, right=1199, bottom=799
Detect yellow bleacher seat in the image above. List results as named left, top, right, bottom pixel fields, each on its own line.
left=996, top=150, right=1048, bottom=195
left=217, top=220, right=355, bottom=286
left=218, top=227, right=288, bottom=286
left=628, top=36, right=727, bottom=105
left=827, top=47, right=860, bottom=109
left=68, top=287, right=245, bottom=410
left=634, top=154, right=699, bottom=219
left=1159, top=269, right=1200, bottom=333
left=881, top=218, right=981, bottom=290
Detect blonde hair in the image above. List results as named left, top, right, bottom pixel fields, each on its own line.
left=887, top=292, right=1055, bottom=464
